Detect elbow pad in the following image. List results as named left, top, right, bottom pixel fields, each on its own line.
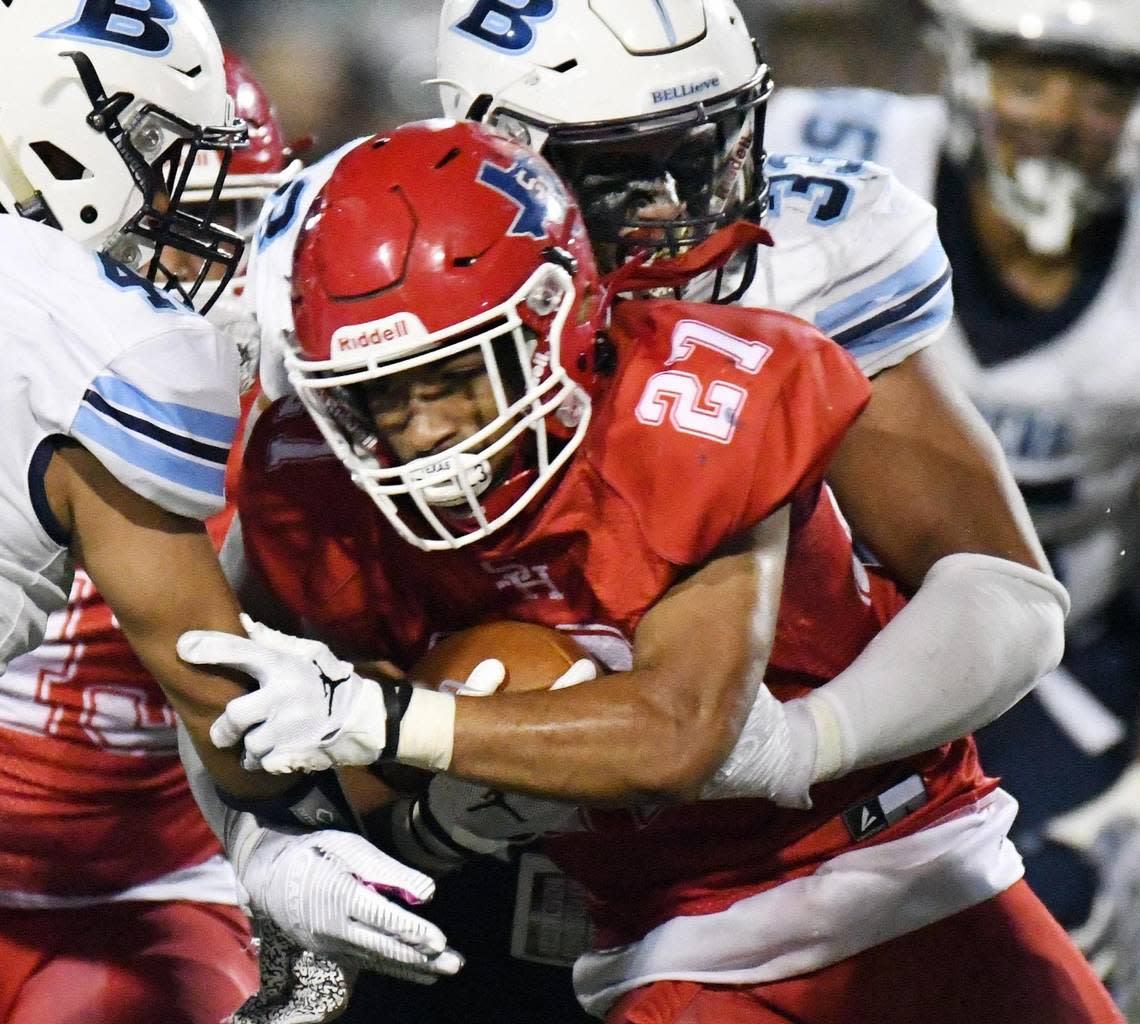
left=799, top=552, right=1069, bottom=781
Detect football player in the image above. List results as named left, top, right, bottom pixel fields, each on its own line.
left=183, top=120, right=1116, bottom=1024
left=0, top=2, right=456, bottom=1014
left=227, top=2, right=1076, bottom=1016
left=0, top=50, right=302, bottom=1024
left=762, top=0, right=1140, bottom=942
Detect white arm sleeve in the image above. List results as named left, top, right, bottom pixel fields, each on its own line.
left=799, top=552, right=1070, bottom=781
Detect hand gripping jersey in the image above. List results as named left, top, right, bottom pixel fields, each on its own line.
left=238, top=302, right=1014, bottom=1014
left=0, top=217, right=240, bottom=674
left=766, top=87, right=1140, bottom=628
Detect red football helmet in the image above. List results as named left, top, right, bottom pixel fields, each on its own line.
left=185, top=50, right=303, bottom=238
left=288, top=119, right=606, bottom=551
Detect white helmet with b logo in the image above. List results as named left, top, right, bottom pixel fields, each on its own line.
left=435, top=0, right=772, bottom=302
left=930, top=0, right=1140, bottom=253
left=0, top=0, right=247, bottom=310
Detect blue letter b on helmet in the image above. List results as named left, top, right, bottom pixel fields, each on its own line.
left=452, top=0, right=556, bottom=55
left=42, top=0, right=178, bottom=57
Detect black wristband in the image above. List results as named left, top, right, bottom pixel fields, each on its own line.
left=379, top=681, right=413, bottom=760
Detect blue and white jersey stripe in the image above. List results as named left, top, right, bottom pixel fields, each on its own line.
left=71, top=373, right=236, bottom=512
left=815, top=235, right=953, bottom=361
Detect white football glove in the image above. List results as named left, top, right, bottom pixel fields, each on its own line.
left=238, top=827, right=463, bottom=983
left=179, top=615, right=390, bottom=774
left=700, top=682, right=818, bottom=809
left=227, top=917, right=355, bottom=1024
left=180, top=615, right=458, bottom=773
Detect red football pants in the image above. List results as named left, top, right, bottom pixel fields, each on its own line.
left=606, top=881, right=1121, bottom=1024
left=0, top=900, right=257, bottom=1024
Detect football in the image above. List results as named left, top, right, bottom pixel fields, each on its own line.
left=410, top=620, right=595, bottom=694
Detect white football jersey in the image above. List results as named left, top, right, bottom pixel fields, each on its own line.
left=767, top=87, right=1140, bottom=625
left=0, top=217, right=240, bottom=672
left=746, top=150, right=953, bottom=377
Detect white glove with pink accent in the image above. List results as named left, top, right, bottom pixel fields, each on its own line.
left=237, top=827, right=463, bottom=982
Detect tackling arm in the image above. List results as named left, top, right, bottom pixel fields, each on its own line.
left=705, top=347, right=1069, bottom=797
left=827, top=346, right=1048, bottom=582
left=44, top=441, right=291, bottom=800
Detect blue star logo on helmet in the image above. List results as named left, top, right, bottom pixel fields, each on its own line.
left=452, top=0, right=555, bottom=55
left=40, top=0, right=178, bottom=58
left=477, top=157, right=566, bottom=239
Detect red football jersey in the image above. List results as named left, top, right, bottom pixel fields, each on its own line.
left=239, top=302, right=991, bottom=946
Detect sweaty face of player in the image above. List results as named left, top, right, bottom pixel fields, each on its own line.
left=360, top=348, right=519, bottom=482
left=987, top=50, right=1139, bottom=187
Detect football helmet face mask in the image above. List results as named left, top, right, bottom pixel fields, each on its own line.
left=288, top=121, right=605, bottom=552
left=435, top=0, right=772, bottom=302
left=184, top=49, right=304, bottom=244
left=930, top=0, right=1140, bottom=253
left=0, top=0, right=247, bottom=311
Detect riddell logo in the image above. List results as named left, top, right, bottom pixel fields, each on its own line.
left=331, top=313, right=426, bottom=354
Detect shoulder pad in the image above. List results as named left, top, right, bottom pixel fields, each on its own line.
left=765, top=87, right=948, bottom=198
left=589, top=301, right=869, bottom=565
left=749, top=152, right=953, bottom=376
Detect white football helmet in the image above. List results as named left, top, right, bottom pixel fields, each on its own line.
left=929, top=0, right=1140, bottom=253
left=0, top=0, right=247, bottom=310
left=435, top=0, right=772, bottom=301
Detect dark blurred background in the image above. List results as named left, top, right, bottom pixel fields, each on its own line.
left=202, top=0, right=940, bottom=159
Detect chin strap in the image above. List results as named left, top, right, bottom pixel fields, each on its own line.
left=597, top=221, right=772, bottom=313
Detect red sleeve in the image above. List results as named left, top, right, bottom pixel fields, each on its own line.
left=204, top=384, right=261, bottom=549
left=588, top=301, right=870, bottom=565
left=236, top=396, right=384, bottom=644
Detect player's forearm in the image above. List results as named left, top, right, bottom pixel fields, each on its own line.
left=448, top=666, right=746, bottom=804
left=796, top=552, right=1069, bottom=780
left=705, top=552, right=1070, bottom=804
left=129, top=628, right=296, bottom=799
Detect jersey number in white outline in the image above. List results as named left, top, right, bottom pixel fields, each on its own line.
left=635, top=320, right=773, bottom=444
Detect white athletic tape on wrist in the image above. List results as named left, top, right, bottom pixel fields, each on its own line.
left=393, top=687, right=457, bottom=771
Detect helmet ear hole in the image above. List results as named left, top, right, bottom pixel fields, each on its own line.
left=466, top=94, right=494, bottom=122
left=29, top=141, right=89, bottom=181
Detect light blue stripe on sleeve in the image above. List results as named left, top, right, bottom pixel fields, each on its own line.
left=73, top=405, right=226, bottom=499
left=842, top=281, right=954, bottom=358
left=815, top=235, right=948, bottom=337
left=91, top=374, right=238, bottom=444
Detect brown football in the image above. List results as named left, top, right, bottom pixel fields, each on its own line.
left=411, top=620, right=594, bottom=694
left=342, top=622, right=596, bottom=819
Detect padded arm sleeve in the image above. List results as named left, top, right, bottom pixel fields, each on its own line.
left=799, top=552, right=1070, bottom=780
